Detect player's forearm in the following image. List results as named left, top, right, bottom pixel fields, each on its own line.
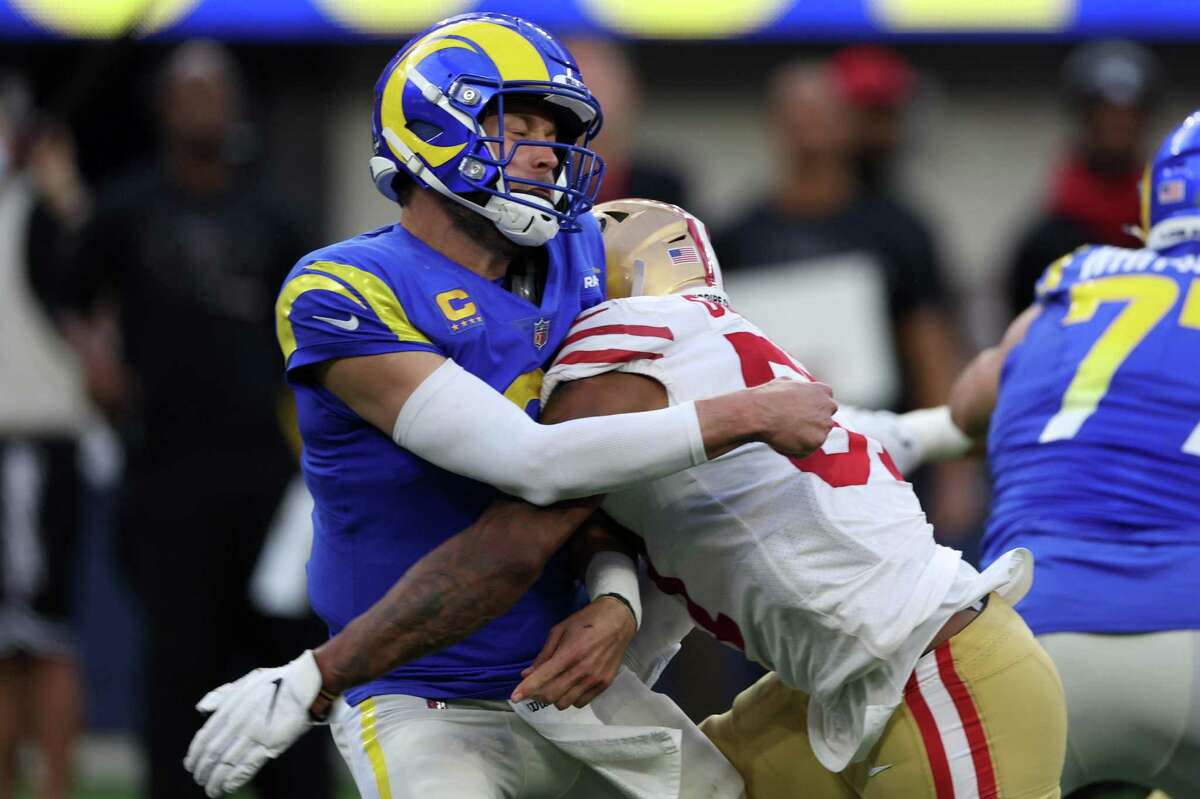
left=949, top=303, right=1042, bottom=439
left=694, top=391, right=771, bottom=459
left=541, top=367, right=769, bottom=463
left=394, top=361, right=708, bottom=505
left=397, top=362, right=830, bottom=506
left=948, top=347, right=1004, bottom=440
left=570, top=512, right=641, bottom=627
left=567, top=511, right=637, bottom=577
left=312, top=499, right=595, bottom=695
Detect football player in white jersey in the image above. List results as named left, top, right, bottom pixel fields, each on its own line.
left=512, top=199, right=1066, bottom=799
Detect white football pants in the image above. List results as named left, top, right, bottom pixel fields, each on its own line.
left=328, top=667, right=744, bottom=799
left=1038, top=629, right=1200, bottom=797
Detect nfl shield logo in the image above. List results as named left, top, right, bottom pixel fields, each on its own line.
left=533, top=318, right=550, bottom=350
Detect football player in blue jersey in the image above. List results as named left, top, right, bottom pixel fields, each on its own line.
left=184, top=13, right=836, bottom=799
left=858, top=113, right=1200, bottom=798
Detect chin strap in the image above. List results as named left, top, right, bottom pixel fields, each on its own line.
left=485, top=192, right=560, bottom=247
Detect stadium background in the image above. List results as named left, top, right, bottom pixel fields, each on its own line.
left=0, top=1, right=1189, bottom=796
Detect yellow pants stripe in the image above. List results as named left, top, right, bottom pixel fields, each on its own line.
left=360, top=697, right=393, bottom=799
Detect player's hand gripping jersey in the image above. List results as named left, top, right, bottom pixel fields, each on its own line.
left=982, top=243, right=1200, bottom=635
left=543, top=293, right=1031, bottom=771
left=275, top=217, right=605, bottom=704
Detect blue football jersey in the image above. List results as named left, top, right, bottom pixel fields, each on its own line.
left=274, top=217, right=606, bottom=703
left=981, top=243, right=1200, bottom=634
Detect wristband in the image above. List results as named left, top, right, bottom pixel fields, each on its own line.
left=598, top=592, right=639, bottom=627
left=308, top=687, right=340, bottom=724
left=586, top=551, right=642, bottom=629
left=900, top=406, right=972, bottom=462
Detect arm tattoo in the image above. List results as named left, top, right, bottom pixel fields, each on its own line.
left=316, top=500, right=595, bottom=693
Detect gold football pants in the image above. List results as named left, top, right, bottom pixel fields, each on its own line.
left=700, top=595, right=1066, bottom=798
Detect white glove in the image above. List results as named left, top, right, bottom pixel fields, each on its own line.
left=184, top=650, right=324, bottom=798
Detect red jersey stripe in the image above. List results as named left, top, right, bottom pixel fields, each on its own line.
left=645, top=560, right=745, bottom=651
left=556, top=348, right=665, bottom=366
left=569, top=306, right=610, bottom=328
left=879, top=448, right=906, bottom=481
left=905, top=672, right=957, bottom=799
left=936, top=646, right=998, bottom=799
left=561, top=323, right=675, bottom=348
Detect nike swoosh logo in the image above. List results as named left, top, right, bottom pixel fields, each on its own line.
left=266, top=678, right=283, bottom=723
left=868, top=764, right=894, bottom=778
left=313, top=313, right=360, bottom=331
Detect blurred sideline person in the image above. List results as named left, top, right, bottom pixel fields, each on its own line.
left=829, top=44, right=916, bottom=193
left=565, top=37, right=689, bottom=208
left=1006, top=40, right=1163, bottom=318
left=714, top=62, right=978, bottom=538
left=184, top=14, right=831, bottom=799
left=947, top=114, right=1200, bottom=799
left=61, top=42, right=329, bottom=799
left=0, top=70, right=93, bottom=799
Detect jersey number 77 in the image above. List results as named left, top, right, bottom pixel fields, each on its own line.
left=1039, top=274, right=1200, bottom=454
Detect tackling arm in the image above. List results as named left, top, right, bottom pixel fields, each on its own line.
left=318, top=348, right=835, bottom=506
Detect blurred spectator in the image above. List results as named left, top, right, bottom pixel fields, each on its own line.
left=828, top=46, right=986, bottom=541
left=830, top=44, right=917, bottom=192
left=60, top=42, right=329, bottom=799
left=1006, top=40, right=1163, bottom=317
left=715, top=60, right=960, bottom=417
left=714, top=62, right=977, bottom=531
left=0, top=70, right=92, bottom=799
left=566, top=37, right=689, bottom=207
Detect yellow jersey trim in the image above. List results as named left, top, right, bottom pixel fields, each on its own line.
left=503, top=368, right=544, bottom=413
left=1036, top=252, right=1074, bottom=297
left=276, top=272, right=367, bottom=362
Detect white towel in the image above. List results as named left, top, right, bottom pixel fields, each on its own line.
left=249, top=475, right=314, bottom=618
left=620, top=570, right=695, bottom=688
left=512, top=667, right=745, bottom=799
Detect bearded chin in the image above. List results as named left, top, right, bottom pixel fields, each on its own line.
left=441, top=192, right=525, bottom=259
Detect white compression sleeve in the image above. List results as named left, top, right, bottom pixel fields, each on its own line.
left=585, top=551, right=642, bottom=629
left=393, top=360, right=708, bottom=506
left=620, top=566, right=695, bottom=688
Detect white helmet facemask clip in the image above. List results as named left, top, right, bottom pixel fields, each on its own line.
left=484, top=192, right=561, bottom=247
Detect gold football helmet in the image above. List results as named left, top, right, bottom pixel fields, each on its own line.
left=592, top=198, right=726, bottom=301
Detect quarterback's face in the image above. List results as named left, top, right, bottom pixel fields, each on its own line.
left=483, top=98, right=560, bottom=201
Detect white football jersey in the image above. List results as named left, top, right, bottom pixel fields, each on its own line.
left=542, top=294, right=1032, bottom=772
